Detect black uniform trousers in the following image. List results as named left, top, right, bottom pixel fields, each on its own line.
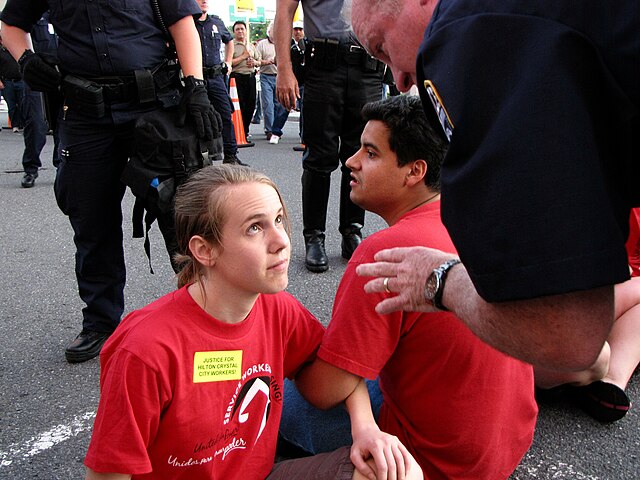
left=206, top=75, right=236, bottom=156
left=22, top=84, right=60, bottom=173
left=230, top=72, right=256, bottom=136
left=54, top=103, right=156, bottom=333
left=301, top=53, right=382, bottom=234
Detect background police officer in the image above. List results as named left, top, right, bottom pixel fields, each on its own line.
left=20, top=12, right=59, bottom=189
left=194, top=0, right=246, bottom=165
left=290, top=20, right=308, bottom=152
left=1, top=0, right=218, bottom=363
left=275, top=0, right=383, bottom=273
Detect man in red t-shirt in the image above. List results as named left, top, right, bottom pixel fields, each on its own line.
left=294, top=95, right=538, bottom=479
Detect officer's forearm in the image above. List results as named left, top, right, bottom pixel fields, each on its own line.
left=169, top=16, right=204, bottom=79
left=0, top=23, right=33, bottom=61
left=443, top=265, right=614, bottom=371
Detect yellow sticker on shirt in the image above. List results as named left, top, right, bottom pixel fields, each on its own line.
left=193, top=350, right=242, bottom=383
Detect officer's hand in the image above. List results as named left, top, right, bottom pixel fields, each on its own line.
left=276, top=69, right=298, bottom=111
left=175, top=76, right=221, bottom=140
left=18, top=50, right=61, bottom=92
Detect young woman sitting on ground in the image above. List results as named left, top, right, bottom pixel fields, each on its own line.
left=83, top=164, right=423, bottom=480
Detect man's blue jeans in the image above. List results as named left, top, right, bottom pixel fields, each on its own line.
left=260, top=73, right=289, bottom=136
left=279, top=378, right=383, bottom=454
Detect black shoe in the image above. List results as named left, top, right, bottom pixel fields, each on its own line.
left=21, top=172, right=38, bottom=188
left=568, top=381, right=631, bottom=423
left=65, top=330, right=111, bottom=363
left=223, top=154, right=249, bottom=166
left=304, top=233, right=328, bottom=272
left=341, top=230, right=363, bottom=260
left=293, top=144, right=306, bottom=152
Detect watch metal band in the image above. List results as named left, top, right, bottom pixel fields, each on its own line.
left=433, top=258, right=461, bottom=311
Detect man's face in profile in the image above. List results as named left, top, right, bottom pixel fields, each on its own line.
left=346, top=120, right=410, bottom=219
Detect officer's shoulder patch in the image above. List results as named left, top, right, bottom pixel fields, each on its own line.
left=424, top=80, right=453, bottom=142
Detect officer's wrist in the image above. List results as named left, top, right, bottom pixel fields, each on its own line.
left=184, top=75, right=206, bottom=88
left=18, top=49, right=35, bottom=68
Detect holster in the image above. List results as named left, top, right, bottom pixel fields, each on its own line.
left=152, top=59, right=182, bottom=109
left=310, top=38, right=339, bottom=70
left=42, top=89, right=63, bottom=131
left=310, top=37, right=383, bottom=73
left=204, top=63, right=228, bottom=78
left=62, top=75, right=105, bottom=117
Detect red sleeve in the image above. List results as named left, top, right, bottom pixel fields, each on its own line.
left=318, top=241, right=403, bottom=380
left=279, top=292, right=325, bottom=379
left=84, top=349, right=168, bottom=474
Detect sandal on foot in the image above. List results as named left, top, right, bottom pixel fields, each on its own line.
left=569, top=380, right=631, bottom=423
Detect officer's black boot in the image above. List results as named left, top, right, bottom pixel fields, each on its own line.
left=302, top=170, right=331, bottom=272
left=339, top=167, right=365, bottom=260
left=303, top=230, right=328, bottom=273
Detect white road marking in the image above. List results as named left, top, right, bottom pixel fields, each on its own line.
left=0, top=410, right=96, bottom=467
left=518, top=459, right=601, bottom=479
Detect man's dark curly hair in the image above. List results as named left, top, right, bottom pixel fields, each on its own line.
left=361, top=95, right=448, bottom=191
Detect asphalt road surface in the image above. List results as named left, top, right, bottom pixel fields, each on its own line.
left=0, top=114, right=638, bottom=479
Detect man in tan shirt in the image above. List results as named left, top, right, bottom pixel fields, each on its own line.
left=230, top=20, right=260, bottom=137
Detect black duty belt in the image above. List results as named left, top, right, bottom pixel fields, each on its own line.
left=90, top=76, right=138, bottom=103
left=204, top=63, right=228, bottom=78
left=61, top=68, right=163, bottom=117
left=310, top=37, right=384, bottom=72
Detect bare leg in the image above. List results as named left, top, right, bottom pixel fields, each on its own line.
left=603, top=277, right=640, bottom=390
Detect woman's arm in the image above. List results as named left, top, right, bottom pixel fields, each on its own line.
left=346, top=380, right=422, bottom=480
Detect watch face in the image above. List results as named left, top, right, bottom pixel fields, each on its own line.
left=424, top=272, right=440, bottom=301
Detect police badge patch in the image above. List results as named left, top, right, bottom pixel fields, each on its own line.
left=424, top=80, right=454, bottom=142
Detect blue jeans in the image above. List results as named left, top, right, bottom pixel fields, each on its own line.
left=260, top=73, right=289, bottom=136
left=279, top=378, right=383, bottom=454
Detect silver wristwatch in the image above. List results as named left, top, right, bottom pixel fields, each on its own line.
left=424, top=259, right=461, bottom=311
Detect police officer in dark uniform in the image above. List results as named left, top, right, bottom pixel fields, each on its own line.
left=1, top=0, right=217, bottom=363
left=275, top=0, right=383, bottom=273
left=194, top=0, right=245, bottom=165
left=20, top=12, right=59, bottom=188
left=290, top=21, right=308, bottom=152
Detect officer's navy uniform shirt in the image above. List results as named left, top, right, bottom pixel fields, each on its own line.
left=196, top=14, right=231, bottom=68
left=31, top=13, right=57, bottom=56
left=417, top=0, right=640, bottom=303
left=1, top=0, right=200, bottom=77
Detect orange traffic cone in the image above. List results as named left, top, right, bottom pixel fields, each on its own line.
left=229, top=77, right=255, bottom=148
